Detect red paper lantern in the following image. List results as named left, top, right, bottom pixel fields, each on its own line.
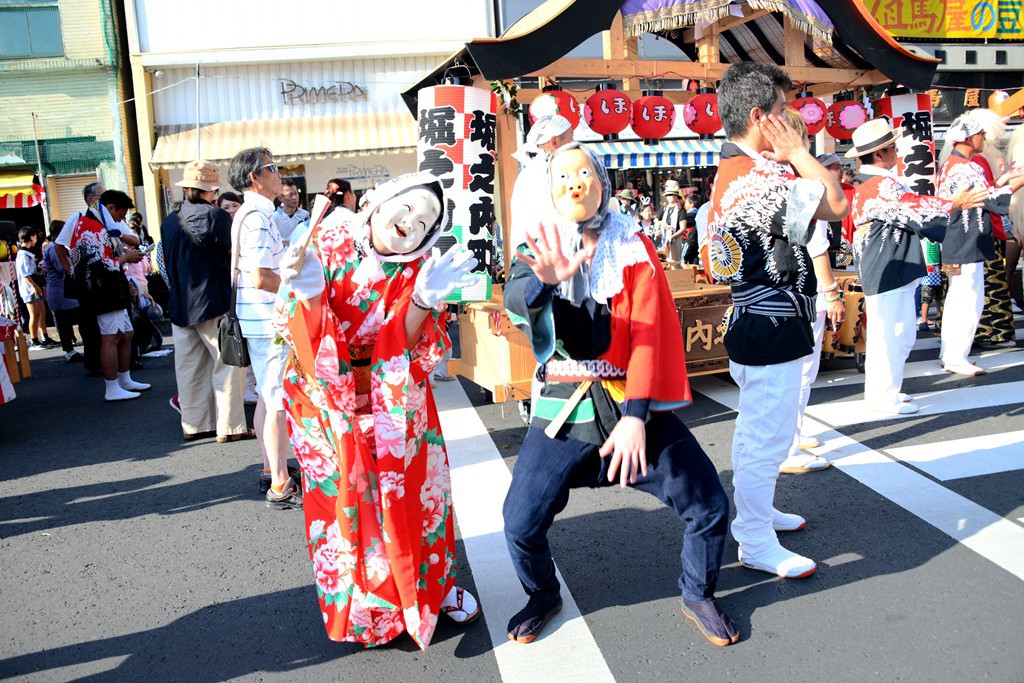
left=529, top=89, right=581, bottom=129
left=788, top=93, right=827, bottom=135
left=584, top=88, right=632, bottom=137
left=631, top=94, right=675, bottom=142
left=826, top=98, right=868, bottom=140
left=685, top=91, right=722, bottom=136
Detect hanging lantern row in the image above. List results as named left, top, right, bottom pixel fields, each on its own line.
left=788, top=90, right=827, bottom=135
left=787, top=89, right=870, bottom=140
left=539, top=84, right=719, bottom=142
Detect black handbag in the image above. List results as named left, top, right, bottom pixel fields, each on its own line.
left=217, top=211, right=251, bottom=367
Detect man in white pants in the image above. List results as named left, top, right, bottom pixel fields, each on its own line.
left=709, top=64, right=848, bottom=579
left=850, top=118, right=988, bottom=411
left=937, top=114, right=1024, bottom=375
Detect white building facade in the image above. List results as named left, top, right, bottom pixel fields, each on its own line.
left=124, top=0, right=496, bottom=225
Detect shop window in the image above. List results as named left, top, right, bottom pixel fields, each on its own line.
left=0, top=1, right=64, bottom=59
left=964, top=50, right=977, bottom=65
left=995, top=50, right=1007, bottom=66
left=933, top=50, right=946, bottom=64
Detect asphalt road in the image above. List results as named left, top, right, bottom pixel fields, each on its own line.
left=2, top=320, right=1023, bottom=682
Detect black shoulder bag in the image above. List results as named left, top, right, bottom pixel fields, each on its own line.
left=218, top=210, right=256, bottom=368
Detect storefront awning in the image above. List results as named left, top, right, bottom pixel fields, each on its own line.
left=0, top=171, right=44, bottom=209
left=587, top=139, right=720, bottom=169
left=150, top=112, right=418, bottom=168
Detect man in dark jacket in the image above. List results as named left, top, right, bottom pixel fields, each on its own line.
left=161, top=160, right=249, bottom=441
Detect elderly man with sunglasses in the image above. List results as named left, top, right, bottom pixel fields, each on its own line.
left=229, top=147, right=302, bottom=510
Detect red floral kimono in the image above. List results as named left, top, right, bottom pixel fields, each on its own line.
left=274, top=217, right=454, bottom=650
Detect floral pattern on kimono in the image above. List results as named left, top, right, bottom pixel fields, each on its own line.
left=273, top=216, right=454, bottom=650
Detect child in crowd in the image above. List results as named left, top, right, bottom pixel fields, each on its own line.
left=16, top=226, right=57, bottom=350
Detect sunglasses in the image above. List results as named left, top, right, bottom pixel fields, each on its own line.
left=260, top=163, right=279, bottom=174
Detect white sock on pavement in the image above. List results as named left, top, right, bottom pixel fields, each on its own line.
left=118, top=371, right=151, bottom=392
left=105, top=379, right=140, bottom=402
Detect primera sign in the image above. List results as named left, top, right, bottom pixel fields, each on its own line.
left=279, top=79, right=369, bottom=105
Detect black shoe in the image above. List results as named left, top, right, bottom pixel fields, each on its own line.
left=681, top=598, right=740, bottom=647
left=507, top=595, right=562, bottom=644
left=41, top=336, right=60, bottom=348
left=259, top=466, right=302, bottom=495
left=130, top=361, right=144, bottom=371
left=265, top=477, right=302, bottom=510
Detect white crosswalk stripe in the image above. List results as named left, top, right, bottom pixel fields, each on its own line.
left=885, top=430, right=1024, bottom=481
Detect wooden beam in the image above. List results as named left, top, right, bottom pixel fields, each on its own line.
left=695, top=22, right=720, bottom=68
left=603, top=11, right=625, bottom=61
left=992, top=88, right=1024, bottom=118
left=682, top=7, right=769, bottom=41
left=783, top=15, right=805, bottom=67
left=527, top=58, right=889, bottom=88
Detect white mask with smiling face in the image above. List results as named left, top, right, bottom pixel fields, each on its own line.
left=368, top=187, right=442, bottom=256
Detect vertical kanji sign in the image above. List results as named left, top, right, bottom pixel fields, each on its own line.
left=876, top=93, right=938, bottom=196
left=417, top=85, right=496, bottom=302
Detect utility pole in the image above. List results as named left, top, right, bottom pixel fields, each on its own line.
left=195, top=64, right=201, bottom=159
left=30, top=112, right=50, bottom=226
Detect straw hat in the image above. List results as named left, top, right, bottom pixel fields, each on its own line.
left=845, top=119, right=903, bottom=158
left=175, top=160, right=221, bottom=192
left=662, top=179, right=681, bottom=197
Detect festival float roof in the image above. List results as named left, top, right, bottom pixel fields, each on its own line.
left=402, top=0, right=939, bottom=114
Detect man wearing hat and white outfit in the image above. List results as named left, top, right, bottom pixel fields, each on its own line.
left=658, top=180, right=685, bottom=265
left=509, top=115, right=574, bottom=250
left=161, top=160, right=250, bottom=441
left=850, top=119, right=988, bottom=413
left=937, top=112, right=1024, bottom=375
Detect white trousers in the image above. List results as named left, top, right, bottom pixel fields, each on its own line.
left=730, top=356, right=805, bottom=554
left=940, top=262, right=984, bottom=367
left=791, top=304, right=827, bottom=456
left=864, top=281, right=918, bottom=410
left=172, top=318, right=247, bottom=436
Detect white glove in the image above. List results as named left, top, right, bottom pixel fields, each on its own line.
left=413, top=246, right=481, bottom=309
left=280, top=244, right=325, bottom=301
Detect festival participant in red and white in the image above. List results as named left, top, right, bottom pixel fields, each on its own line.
left=709, top=63, right=848, bottom=580
left=849, top=118, right=987, bottom=412
left=936, top=112, right=1024, bottom=376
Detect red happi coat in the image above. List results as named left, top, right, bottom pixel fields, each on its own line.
left=274, top=218, right=454, bottom=650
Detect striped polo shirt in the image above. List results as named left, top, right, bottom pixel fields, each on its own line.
left=232, top=191, right=284, bottom=339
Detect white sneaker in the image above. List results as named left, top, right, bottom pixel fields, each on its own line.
left=105, top=385, right=141, bottom=402
left=244, top=390, right=259, bottom=405
left=119, top=377, right=151, bottom=392
left=772, top=509, right=806, bottom=532
left=739, top=545, right=817, bottom=579
left=780, top=453, right=830, bottom=474
left=898, top=392, right=913, bottom=403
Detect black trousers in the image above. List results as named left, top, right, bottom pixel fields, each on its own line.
left=79, top=310, right=100, bottom=371
left=53, top=308, right=79, bottom=353
left=503, top=412, right=730, bottom=603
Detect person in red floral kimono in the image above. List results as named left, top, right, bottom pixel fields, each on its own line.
left=273, top=172, right=481, bottom=649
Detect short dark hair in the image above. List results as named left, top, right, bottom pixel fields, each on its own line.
left=47, top=219, right=65, bottom=242
left=100, top=189, right=134, bottom=210
left=858, top=152, right=876, bottom=166
left=183, top=187, right=208, bottom=203
left=718, top=63, right=793, bottom=139
left=328, top=178, right=351, bottom=193
left=218, top=191, right=243, bottom=206
left=228, top=147, right=272, bottom=192
left=281, top=178, right=298, bottom=189
left=83, top=181, right=104, bottom=203
left=18, top=226, right=35, bottom=242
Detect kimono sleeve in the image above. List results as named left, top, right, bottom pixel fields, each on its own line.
left=503, top=251, right=557, bottom=363
left=898, top=187, right=954, bottom=243
left=616, top=236, right=691, bottom=410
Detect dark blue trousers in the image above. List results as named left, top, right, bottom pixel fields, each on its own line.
left=503, top=412, right=729, bottom=603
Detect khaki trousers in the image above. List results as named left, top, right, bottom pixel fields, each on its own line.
left=172, top=317, right=246, bottom=436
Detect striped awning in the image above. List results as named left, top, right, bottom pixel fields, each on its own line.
left=0, top=171, right=44, bottom=209
left=586, top=138, right=721, bottom=169
left=151, top=111, right=418, bottom=168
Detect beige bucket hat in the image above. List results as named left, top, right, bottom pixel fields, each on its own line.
left=175, top=160, right=221, bottom=192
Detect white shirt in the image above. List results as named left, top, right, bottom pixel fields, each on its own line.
left=509, top=156, right=553, bottom=251
left=232, top=191, right=284, bottom=338
left=271, top=206, right=310, bottom=245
